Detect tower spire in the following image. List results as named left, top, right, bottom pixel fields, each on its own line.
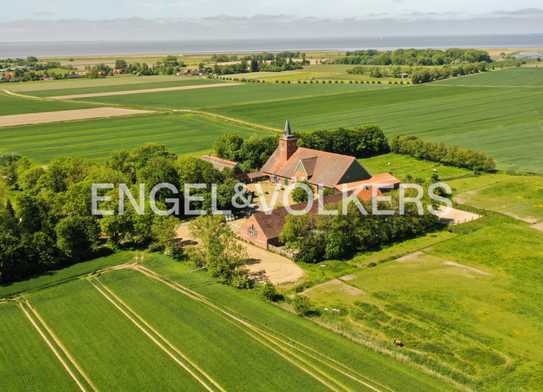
left=284, top=120, right=293, bottom=137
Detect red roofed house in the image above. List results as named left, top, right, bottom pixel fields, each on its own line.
left=260, top=121, right=372, bottom=188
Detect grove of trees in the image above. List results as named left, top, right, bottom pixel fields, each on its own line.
left=336, top=49, right=492, bottom=66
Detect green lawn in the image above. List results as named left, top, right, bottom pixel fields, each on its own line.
left=452, top=175, right=543, bottom=223
left=305, top=213, right=543, bottom=390
left=30, top=279, right=205, bottom=390
left=0, top=112, right=269, bottom=163
left=26, top=78, right=222, bottom=97
left=0, top=92, right=94, bottom=116
left=0, top=302, right=77, bottom=391
left=361, top=153, right=471, bottom=181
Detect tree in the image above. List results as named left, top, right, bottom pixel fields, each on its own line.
left=188, top=215, right=249, bottom=286
left=115, top=59, right=128, bottom=73
left=291, top=182, right=312, bottom=204
left=56, top=216, right=99, bottom=260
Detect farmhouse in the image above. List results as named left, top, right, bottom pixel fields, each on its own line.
left=239, top=190, right=374, bottom=249
left=259, top=121, right=372, bottom=188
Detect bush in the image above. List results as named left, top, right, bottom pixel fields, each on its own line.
left=261, top=282, right=283, bottom=302
left=292, top=295, right=314, bottom=316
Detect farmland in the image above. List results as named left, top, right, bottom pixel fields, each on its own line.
left=0, top=253, right=445, bottom=391
left=0, top=91, right=94, bottom=116
left=0, top=112, right=267, bottom=163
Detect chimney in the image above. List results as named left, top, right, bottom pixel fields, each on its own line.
left=279, top=120, right=297, bottom=161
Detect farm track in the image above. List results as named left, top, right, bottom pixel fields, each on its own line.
left=174, top=109, right=281, bottom=133
left=17, top=298, right=97, bottom=392
left=88, top=277, right=224, bottom=392
left=118, top=263, right=390, bottom=392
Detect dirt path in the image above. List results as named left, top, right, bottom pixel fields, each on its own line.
left=18, top=299, right=97, bottom=392
left=0, top=107, right=153, bottom=128
left=50, top=82, right=242, bottom=100
left=176, top=222, right=304, bottom=285
left=531, top=222, right=543, bottom=232
left=89, top=278, right=223, bottom=392
left=175, top=109, right=281, bottom=133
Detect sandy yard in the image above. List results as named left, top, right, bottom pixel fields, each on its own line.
left=50, top=82, right=241, bottom=100
left=0, top=107, right=152, bottom=127
left=176, top=221, right=305, bottom=285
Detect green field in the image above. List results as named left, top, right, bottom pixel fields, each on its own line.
left=25, top=77, right=222, bottom=97
left=5, top=75, right=204, bottom=92
left=0, top=113, right=267, bottom=163
left=0, top=253, right=445, bottom=391
left=0, top=302, right=77, bottom=391
left=0, top=92, right=94, bottom=116
left=81, top=82, right=381, bottom=110
left=436, top=67, right=543, bottom=87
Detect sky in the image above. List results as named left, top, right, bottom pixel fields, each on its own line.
left=5, top=0, right=543, bottom=20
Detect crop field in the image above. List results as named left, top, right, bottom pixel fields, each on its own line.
left=436, top=67, right=543, bottom=87
left=207, top=78, right=543, bottom=173
left=25, top=77, right=222, bottom=98
left=0, top=254, right=446, bottom=391
left=0, top=91, right=95, bottom=116
left=5, top=75, right=204, bottom=93
left=0, top=112, right=266, bottom=163
left=80, top=82, right=383, bottom=110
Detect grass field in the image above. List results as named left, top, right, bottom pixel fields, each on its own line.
left=206, top=75, right=543, bottom=173
left=436, top=67, right=543, bottom=87
left=0, top=112, right=267, bottom=163
left=25, top=77, right=222, bottom=97
left=80, top=82, right=382, bottom=110
left=0, top=302, right=77, bottom=391
left=0, top=91, right=94, bottom=116
left=5, top=75, right=205, bottom=92
left=361, top=153, right=471, bottom=181
left=0, top=252, right=446, bottom=391
left=304, top=212, right=543, bottom=390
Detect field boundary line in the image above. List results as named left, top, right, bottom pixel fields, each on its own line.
left=17, top=299, right=97, bottom=392
left=88, top=278, right=222, bottom=392
left=2, top=89, right=44, bottom=100
left=131, top=264, right=386, bottom=392
left=174, top=109, right=281, bottom=133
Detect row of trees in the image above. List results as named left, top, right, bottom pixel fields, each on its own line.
left=280, top=196, right=440, bottom=263
left=110, top=56, right=187, bottom=77
left=411, top=62, right=489, bottom=84
left=390, top=136, right=496, bottom=172
left=214, top=125, right=390, bottom=171
left=336, top=49, right=492, bottom=66
left=0, top=144, right=249, bottom=284
left=297, top=126, right=390, bottom=158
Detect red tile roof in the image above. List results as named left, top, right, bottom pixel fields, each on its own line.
left=336, top=172, right=400, bottom=192
left=262, top=147, right=370, bottom=187
left=201, top=155, right=239, bottom=170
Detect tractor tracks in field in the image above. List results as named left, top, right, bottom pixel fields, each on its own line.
left=117, top=263, right=390, bottom=392
left=17, top=298, right=97, bottom=392
left=88, top=277, right=225, bottom=392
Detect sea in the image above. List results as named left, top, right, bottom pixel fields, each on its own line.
left=1, top=34, right=543, bottom=58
